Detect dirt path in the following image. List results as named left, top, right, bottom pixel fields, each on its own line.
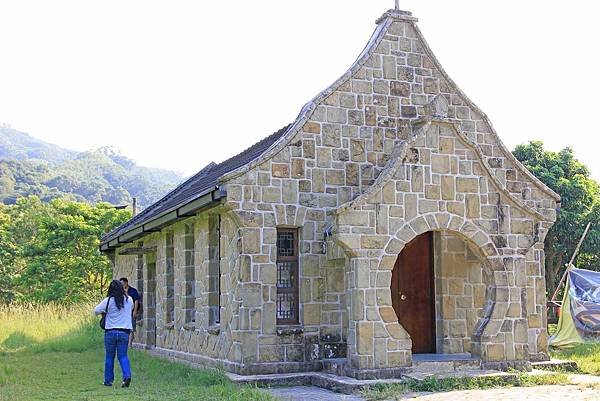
left=398, top=385, right=600, bottom=400
left=270, top=385, right=600, bottom=401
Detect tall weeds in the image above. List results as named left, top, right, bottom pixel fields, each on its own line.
left=0, top=302, right=100, bottom=353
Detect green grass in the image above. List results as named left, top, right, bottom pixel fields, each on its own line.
left=548, top=322, right=600, bottom=375
left=551, top=343, right=600, bottom=375
left=0, top=304, right=274, bottom=401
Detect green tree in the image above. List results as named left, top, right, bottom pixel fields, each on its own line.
left=0, top=196, right=131, bottom=303
left=513, top=141, right=600, bottom=297
left=0, top=205, right=18, bottom=302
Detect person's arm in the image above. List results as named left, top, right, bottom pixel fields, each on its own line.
left=94, top=297, right=108, bottom=315
left=133, top=299, right=139, bottom=317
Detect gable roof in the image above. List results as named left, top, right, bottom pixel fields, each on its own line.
left=100, top=124, right=291, bottom=250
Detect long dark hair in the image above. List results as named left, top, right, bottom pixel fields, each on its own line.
left=107, top=279, right=126, bottom=310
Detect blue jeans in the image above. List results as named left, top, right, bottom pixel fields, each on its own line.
left=104, top=330, right=131, bottom=384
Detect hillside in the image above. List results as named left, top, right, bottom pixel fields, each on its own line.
left=0, top=126, right=184, bottom=207
left=0, top=125, right=75, bottom=164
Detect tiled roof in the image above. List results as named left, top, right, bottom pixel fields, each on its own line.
left=101, top=124, right=291, bottom=245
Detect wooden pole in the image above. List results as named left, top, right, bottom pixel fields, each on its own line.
left=550, top=221, right=592, bottom=302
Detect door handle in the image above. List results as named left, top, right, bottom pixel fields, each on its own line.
left=400, top=294, right=407, bottom=301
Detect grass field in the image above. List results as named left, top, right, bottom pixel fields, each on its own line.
left=2, top=305, right=600, bottom=401
left=0, top=304, right=274, bottom=401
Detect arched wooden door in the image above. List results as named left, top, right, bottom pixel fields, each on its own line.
left=391, top=232, right=435, bottom=353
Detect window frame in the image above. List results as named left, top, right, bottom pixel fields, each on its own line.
left=276, top=228, right=299, bottom=325
left=208, top=214, right=221, bottom=327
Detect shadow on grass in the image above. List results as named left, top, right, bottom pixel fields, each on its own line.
left=6, top=319, right=231, bottom=387
left=1, top=331, right=38, bottom=351
left=29, top=319, right=103, bottom=354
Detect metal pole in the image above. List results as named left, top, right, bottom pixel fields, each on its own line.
left=395, top=0, right=399, bottom=9
left=550, top=221, right=592, bottom=302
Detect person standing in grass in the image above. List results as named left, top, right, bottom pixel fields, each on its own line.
left=119, top=277, right=141, bottom=347
left=95, top=279, right=133, bottom=387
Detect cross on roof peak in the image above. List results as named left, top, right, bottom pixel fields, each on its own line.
left=395, top=0, right=399, bottom=9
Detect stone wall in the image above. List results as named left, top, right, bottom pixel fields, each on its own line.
left=434, top=232, right=487, bottom=354
left=113, top=208, right=247, bottom=372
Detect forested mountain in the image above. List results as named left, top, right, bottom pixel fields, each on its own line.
left=0, top=125, right=184, bottom=207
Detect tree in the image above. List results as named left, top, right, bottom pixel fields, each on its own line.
left=0, top=196, right=131, bottom=303
left=0, top=205, right=18, bottom=302
left=513, top=141, right=600, bottom=297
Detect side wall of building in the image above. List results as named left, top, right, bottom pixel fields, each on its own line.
left=113, top=208, right=248, bottom=372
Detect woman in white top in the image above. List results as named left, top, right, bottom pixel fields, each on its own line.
left=94, top=279, right=134, bottom=387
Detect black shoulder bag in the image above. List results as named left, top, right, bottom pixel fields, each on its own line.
left=99, top=297, right=110, bottom=330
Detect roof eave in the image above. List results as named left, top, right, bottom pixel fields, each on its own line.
left=100, top=186, right=225, bottom=252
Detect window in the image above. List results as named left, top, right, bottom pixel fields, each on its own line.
left=165, top=231, right=175, bottom=324
left=208, top=215, right=221, bottom=326
left=276, top=229, right=299, bottom=325
left=183, top=223, right=195, bottom=324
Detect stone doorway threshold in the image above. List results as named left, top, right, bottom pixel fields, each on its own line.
left=409, top=353, right=482, bottom=380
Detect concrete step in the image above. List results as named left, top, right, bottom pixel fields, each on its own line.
left=412, top=353, right=482, bottom=374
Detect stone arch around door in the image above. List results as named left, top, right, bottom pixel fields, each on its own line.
left=335, top=211, right=512, bottom=373
left=383, top=213, right=508, bottom=359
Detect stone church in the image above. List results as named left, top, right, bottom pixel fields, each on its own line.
left=101, top=8, right=559, bottom=378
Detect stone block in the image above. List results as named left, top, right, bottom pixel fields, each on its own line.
left=486, top=343, right=505, bottom=362
left=351, top=139, right=366, bottom=162
left=431, top=154, right=450, bottom=174
left=383, top=56, right=396, bottom=79
left=391, top=81, right=410, bottom=97
left=379, top=306, right=397, bottom=323
left=303, top=121, right=320, bottom=134
left=272, top=163, right=290, bottom=178
left=441, top=175, right=455, bottom=200
left=339, top=92, right=356, bottom=108
left=361, top=235, right=387, bottom=249
left=322, top=124, right=341, bottom=147
left=346, top=163, right=359, bottom=186
left=326, top=169, right=345, bottom=185
left=327, top=107, right=347, bottom=124
left=259, top=345, right=284, bottom=362
left=401, top=106, right=416, bottom=118
left=456, top=177, right=479, bottom=193
left=348, top=110, right=364, bottom=126
left=357, top=322, right=374, bottom=355
left=466, top=194, right=481, bottom=218
left=303, top=303, right=321, bottom=325
left=291, top=158, right=305, bottom=178
left=511, top=220, right=533, bottom=235
left=262, top=187, right=281, bottom=203
left=242, top=283, right=262, bottom=308
left=242, top=229, right=260, bottom=253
